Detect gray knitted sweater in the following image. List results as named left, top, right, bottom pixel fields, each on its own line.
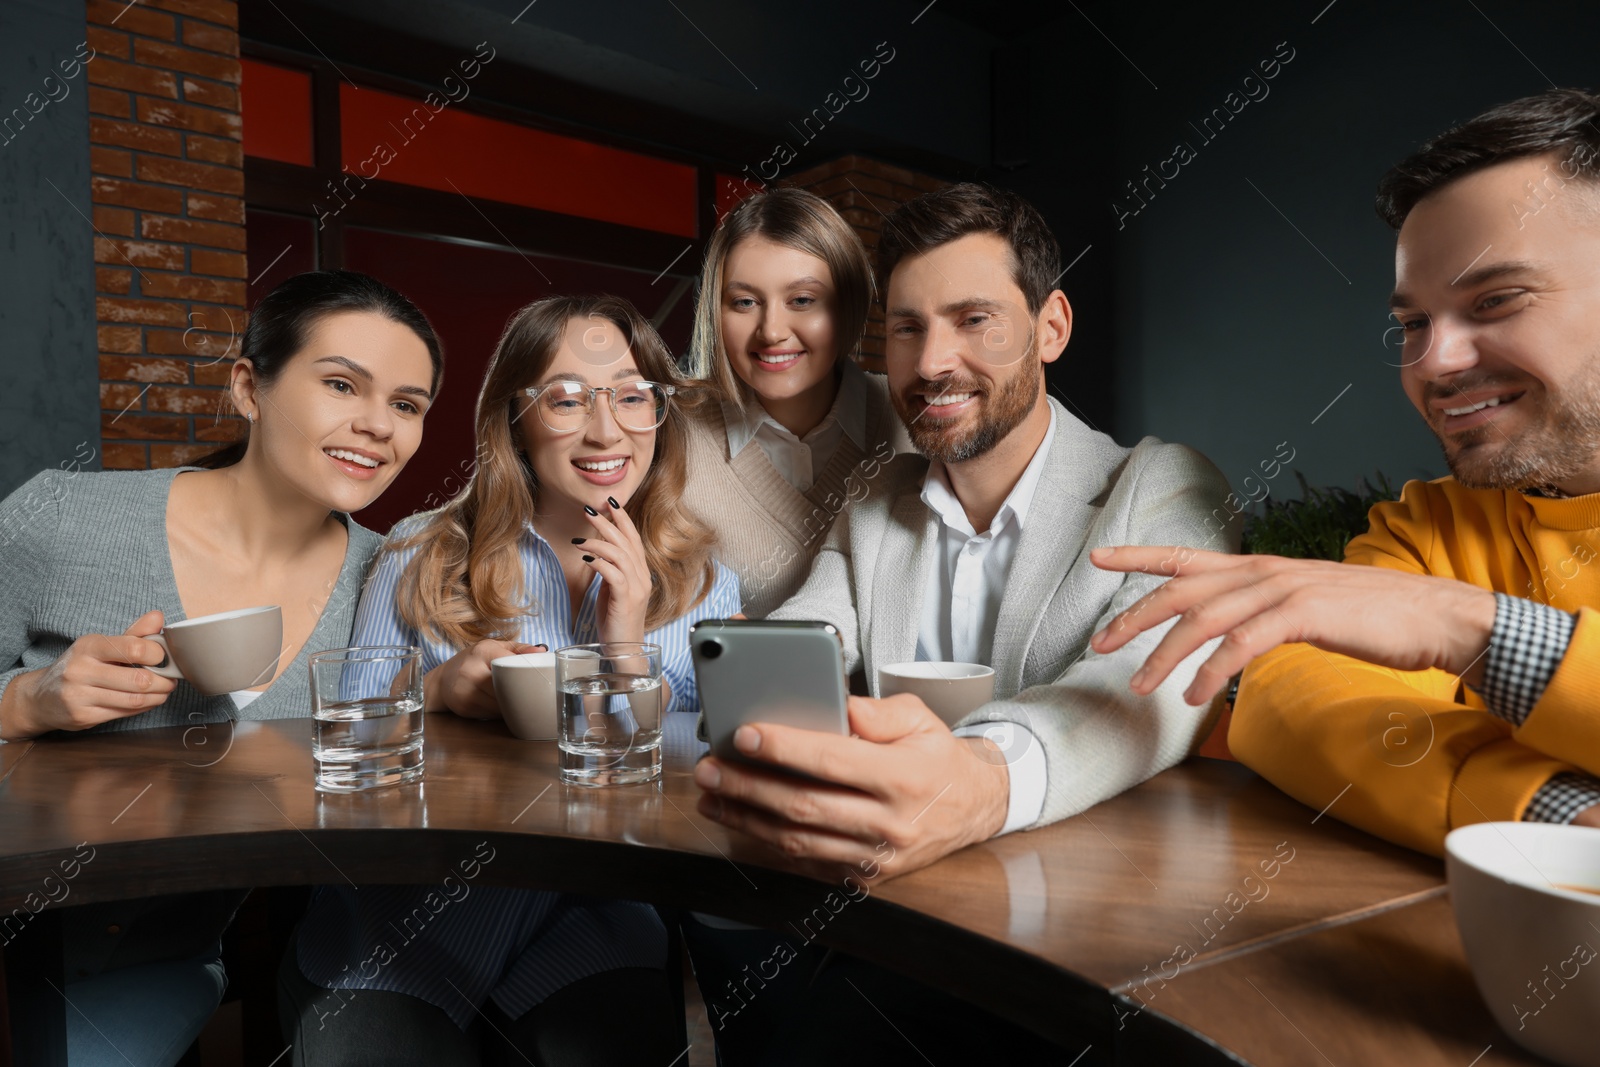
left=0, top=466, right=383, bottom=733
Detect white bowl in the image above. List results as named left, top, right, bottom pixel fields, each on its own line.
left=1445, top=821, right=1600, bottom=1066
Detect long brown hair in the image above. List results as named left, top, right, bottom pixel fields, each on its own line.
left=391, top=294, right=717, bottom=647
left=686, top=187, right=874, bottom=407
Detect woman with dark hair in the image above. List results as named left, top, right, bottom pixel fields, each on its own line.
left=0, top=269, right=441, bottom=1066
left=279, top=294, right=739, bottom=1065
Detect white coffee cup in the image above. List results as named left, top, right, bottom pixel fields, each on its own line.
left=147, top=605, right=283, bottom=696
left=493, top=649, right=599, bottom=741
left=492, top=652, right=559, bottom=740
left=1446, top=821, right=1600, bottom=1066
left=876, top=661, right=995, bottom=727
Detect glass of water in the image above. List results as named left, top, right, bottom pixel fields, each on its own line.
left=309, top=645, right=425, bottom=793
left=557, top=642, right=663, bottom=786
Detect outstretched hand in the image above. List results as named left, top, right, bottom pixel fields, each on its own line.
left=1088, top=545, right=1498, bottom=705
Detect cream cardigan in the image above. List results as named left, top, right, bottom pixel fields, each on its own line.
left=681, top=362, right=912, bottom=618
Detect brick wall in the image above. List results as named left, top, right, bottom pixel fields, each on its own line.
left=782, top=154, right=947, bottom=372
left=87, top=0, right=246, bottom=470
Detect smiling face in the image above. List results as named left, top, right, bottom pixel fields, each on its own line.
left=720, top=236, right=839, bottom=416
left=237, top=310, right=433, bottom=514
left=1392, top=154, right=1600, bottom=494
left=884, top=232, right=1064, bottom=464
left=515, top=315, right=657, bottom=516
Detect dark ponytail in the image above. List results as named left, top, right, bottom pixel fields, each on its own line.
left=196, top=270, right=444, bottom=469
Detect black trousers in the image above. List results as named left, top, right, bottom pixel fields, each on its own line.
left=758, top=952, right=1068, bottom=1066
left=681, top=914, right=1066, bottom=1066
left=679, top=915, right=828, bottom=1064
left=277, top=945, right=680, bottom=1067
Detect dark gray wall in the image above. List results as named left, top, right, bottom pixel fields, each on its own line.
left=263, top=0, right=1121, bottom=424
left=985, top=19, right=1123, bottom=440
left=0, top=0, right=99, bottom=500
left=21, top=0, right=1594, bottom=504
left=282, top=0, right=997, bottom=173
left=1100, top=0, right=1600, bottom=497
left=477, top=0, right=997, bottom=171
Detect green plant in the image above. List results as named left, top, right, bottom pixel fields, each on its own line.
left=1241, top=472, right=1400, bottom=561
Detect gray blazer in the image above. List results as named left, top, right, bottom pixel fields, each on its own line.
left=769, top=398, right=1239, bottom=828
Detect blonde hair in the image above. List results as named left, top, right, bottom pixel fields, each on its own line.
left=686, top=187, right=874, bottom=406
left=391, top=294, right=718, bottom=647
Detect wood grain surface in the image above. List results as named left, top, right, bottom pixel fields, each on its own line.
left=0, top=712, right=1518, bottom=1065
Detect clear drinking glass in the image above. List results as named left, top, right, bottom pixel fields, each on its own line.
left=557, top=642, right=663, bottom=786
left=310, top=645, right=425, bottom=792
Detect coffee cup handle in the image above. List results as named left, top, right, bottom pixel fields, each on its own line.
left=145, top=633, right=183, bottom=681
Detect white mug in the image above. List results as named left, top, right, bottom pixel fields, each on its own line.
left=493, top=649, right=599, bottom=740
left=147, top=605, right=283, bottom=696
left=492, top=652, right=560, bottom=740
left=1447, top=822, right=1600, bottom=1067
left=876, top=661, right=995, bottom=727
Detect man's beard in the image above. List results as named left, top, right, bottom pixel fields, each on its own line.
left=1432, top=367, right=1600, bottom=491
left=894, top=356, right=1041, bottom=465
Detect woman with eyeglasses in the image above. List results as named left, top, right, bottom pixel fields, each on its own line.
left=279, top=294, right=739, bottom=1066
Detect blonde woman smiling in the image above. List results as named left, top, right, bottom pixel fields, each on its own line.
left=283, top=294, right=739, bottom=1067
left=683, top=188, right=910, bottom=618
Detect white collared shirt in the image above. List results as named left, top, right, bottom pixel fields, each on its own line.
left=917, top=406, right=1055, bottom=836
left=722, top=361, right=868, bottom=492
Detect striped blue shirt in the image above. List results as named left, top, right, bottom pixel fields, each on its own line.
left=296, top=515, right=740, bottom=1028
left=342, top=514, right=739, bottom=713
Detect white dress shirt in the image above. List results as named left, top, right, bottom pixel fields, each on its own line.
left=916, top=406, right=1055, bottom=836
left=722, top=362, right=868, bottom=492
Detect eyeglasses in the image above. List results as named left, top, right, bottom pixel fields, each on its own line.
left=522, top=380, right=675, bottom=433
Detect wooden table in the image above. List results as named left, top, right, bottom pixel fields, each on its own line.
left=0, top=714, right=1550, bottom=1066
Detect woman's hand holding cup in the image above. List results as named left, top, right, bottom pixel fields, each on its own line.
left=426, top=638, right=547, bottom=718
left=581, top=497, right=650, bottom=645
left=0, top=609, right=176, bottom=740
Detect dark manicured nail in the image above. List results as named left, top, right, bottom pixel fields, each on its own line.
left=571, top=537, right=586, bottom=545
left=607, top=496, right=620, bottom=509
left=583, top=505, right=599, bottom=516
left=582, top=554, right=595, bottom=563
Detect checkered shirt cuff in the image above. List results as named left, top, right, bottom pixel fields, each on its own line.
left=1479, top=593, right=1576, bottom=727
left=1522, top=772, right=1600, bottom=824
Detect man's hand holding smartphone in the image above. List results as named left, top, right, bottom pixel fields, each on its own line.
left=690, top=619, right=1010, bottom=878
left=694, top=693, right=1010, bottom=878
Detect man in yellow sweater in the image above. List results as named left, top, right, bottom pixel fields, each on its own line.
left=1088, top=87, right=1600, bottom=856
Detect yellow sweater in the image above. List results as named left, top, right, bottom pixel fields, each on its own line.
left=1230, top=477, right=1600, bottom=857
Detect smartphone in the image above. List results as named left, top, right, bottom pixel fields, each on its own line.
left=691, top=619, right=850, bottom=763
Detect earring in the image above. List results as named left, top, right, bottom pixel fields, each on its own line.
left=245, top=411, right=255, bottom=423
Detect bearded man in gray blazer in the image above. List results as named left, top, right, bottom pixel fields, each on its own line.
left=693, top=183, right=1236, bottom=879
left=687, top=183, right=1238, bottom=1065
